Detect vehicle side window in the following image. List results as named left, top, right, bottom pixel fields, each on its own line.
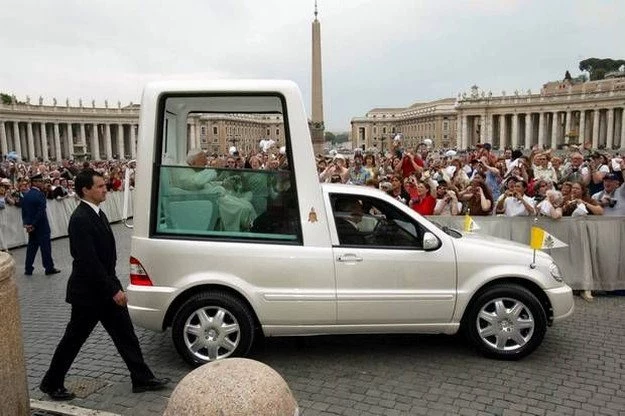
left=330, top=194, right=424, bottom=249
left=153, top=95, right=301, bottom=243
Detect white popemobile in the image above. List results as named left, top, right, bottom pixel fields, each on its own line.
left=125, top=79, right=574, bottom=366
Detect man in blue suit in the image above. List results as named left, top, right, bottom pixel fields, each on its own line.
left=21, top=173, right=60, bottom=276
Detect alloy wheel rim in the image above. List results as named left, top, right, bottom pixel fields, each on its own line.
left=183, top=306, right=241, bottom=362
left=476, top=297, right=535, bottom=352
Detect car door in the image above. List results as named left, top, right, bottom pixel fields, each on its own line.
left=328, top=192, right=457, bottom=325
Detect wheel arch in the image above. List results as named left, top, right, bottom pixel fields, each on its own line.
left=163, top=284, right=263, bottom=335
left=461, top=277, right=554, bottom=327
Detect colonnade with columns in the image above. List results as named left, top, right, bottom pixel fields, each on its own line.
left=457, top=106, right=625, bottom=150
left=0, top=119, right=138, bottom=161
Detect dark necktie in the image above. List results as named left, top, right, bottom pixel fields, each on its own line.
left=99, top=210, right=111, bottom=232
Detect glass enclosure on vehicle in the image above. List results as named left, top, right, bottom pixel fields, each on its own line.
left=151, top=94, right=301, bottom=243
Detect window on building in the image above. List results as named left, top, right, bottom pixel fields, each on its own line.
left=212, top=126, right=218, bottom=135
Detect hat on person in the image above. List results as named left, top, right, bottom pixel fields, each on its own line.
left=604, top=172, right=619, bottom=181
left=483, top=143, right=492, bottom=150
left=0, top=178, right=11, bottom=186
left=30, top=173, right=43, bottom=181
left=334, top=154, right=345, bottom=161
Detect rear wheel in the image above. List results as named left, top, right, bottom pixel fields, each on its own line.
left=463, top=284, right=547, bottom=360
left=172, top=291, right=255, bottom=366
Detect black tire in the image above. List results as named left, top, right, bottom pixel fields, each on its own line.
left=462, top=284, right=547, bottom=360
left=172, top=291, right=255, bottom=366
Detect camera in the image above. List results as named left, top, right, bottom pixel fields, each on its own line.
left=607, top=199, right=617, bottom=208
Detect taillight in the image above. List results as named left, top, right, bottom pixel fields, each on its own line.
left=129, top=256, right=153, bottom=286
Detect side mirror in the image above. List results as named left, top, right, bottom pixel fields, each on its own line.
left=423, top=232, right=441, bottom=251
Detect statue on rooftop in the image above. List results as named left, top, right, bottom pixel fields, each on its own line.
left=53, top=97, right=57, bottom=106
left=39, top=96, right=43, bottom=105
left=79, top=98, right=83, bottom=107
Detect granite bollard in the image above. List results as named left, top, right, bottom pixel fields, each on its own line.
left=0, top=252, right=30, bottom=415
left=164, top=358, right=298, bottom=416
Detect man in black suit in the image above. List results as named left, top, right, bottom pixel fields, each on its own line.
left=21, top=173, right=60, bottom=275
left=40, top=169, right=169, bottom=401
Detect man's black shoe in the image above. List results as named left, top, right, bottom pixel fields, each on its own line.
left=45, top=268, right=61, bottom=275
left=132, top=377, right=170, bottom=393
left=39, top=383, right=75, bottom=401
left=24, top=270, right=33, bottom=276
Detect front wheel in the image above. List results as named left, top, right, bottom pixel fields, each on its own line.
left=172, top=291, right=255, bottom=366
left=463, top=284, right=547, bottom=360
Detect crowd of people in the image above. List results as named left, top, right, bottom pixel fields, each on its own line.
left=1, top=137, right=624, bottom=219
left=317, top=137, right=625, bottom=217
left=0, top=159, right=131, bottom=209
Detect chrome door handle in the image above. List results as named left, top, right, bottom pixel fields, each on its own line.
left=337, top=254, right=363, bottom=262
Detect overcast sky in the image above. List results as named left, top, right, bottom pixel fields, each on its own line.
left=1, top=0, right=624, bottom=131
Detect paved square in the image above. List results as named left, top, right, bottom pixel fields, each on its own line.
left=13, top=223, right=625, bottom=415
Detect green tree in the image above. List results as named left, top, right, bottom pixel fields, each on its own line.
left=324, top=131, right=336, bottom=144
left=579, top=58, right=625, bottom=81
left=1, top=93, right=12, bottom=105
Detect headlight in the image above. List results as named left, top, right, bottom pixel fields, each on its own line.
left=549, top=262, right=563, bottom=282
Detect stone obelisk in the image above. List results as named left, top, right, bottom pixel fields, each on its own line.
left=310, top=1, right=325, bottom=156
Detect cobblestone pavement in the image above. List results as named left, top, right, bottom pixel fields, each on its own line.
left=12, top=223, right=625, bottom=416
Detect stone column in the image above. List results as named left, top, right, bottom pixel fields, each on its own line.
left=606, top=108, right=614, bottom=149
left=39, top=123, right=49, bottom=161
left=12, top=122, right=22, bottom=158
left=0, top=121, right=7, bottom=155
left=117, top=123, right=125, bottom=159
left=499, top=114, right=506, bottom=148
left=130, top=124, right=137, bottom=158
left=565, top=111, right=572, bottom=144
left=524, top=113, right=532, bottom=149
left=578, top=110, right=586, bottom=144
left=479, top=115, right=486, bottom=143
left=461, top=116, right=468, bottom=149
left=0, top=253, right=30, bottom=416
left=487, top=114, right=494, bottom=144
left=455, top=116, right=462, bottom=148
left=551, top=112, right=559, bottom=149
left=105, top=123, right=113, bottom=160
left=538, top=112, right=546, bottom=149
left=80, top=123, right=87, bottom=151
left=620, top=108, right=625, bottom=149
left=511, top=114, right=518, bottom=149
left=92, top=123, right=101, bottom=160
left=26, top=122, right=35, bottom=161
left=53, top=123, right=63, bottom=162
left=65, top=123, right=73, bottom=158
left=592, top=109, right=600, bottom=149
left=190, top=124, right=197, bottom=149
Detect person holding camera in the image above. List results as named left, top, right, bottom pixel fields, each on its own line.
left=562, top=182, right=603, bottom=216
left=591, top=173, right=625, bottom=216
left=458, top=175, right=493, bottom=216
left=495, top=179, right=536, bottom=216
left=433, top=180, right=461, bottom=216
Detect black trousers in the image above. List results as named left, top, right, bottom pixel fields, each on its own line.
left=25, top=231, right=54, bottom=273
left=42, top=302, right=154, bottom=388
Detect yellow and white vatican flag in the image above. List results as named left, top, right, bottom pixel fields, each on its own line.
left=530, top=226, right=568, bottom=250
left=463, top=213, right=480, bottom=232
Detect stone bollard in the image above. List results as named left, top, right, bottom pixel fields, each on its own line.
left=164, top=358, right=299, bottom=416
left=0, top=252, right=30, bottom=416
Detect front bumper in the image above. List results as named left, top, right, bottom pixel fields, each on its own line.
left=545, top=285, right=574, bottom=322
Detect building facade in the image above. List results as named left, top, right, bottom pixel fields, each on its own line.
left=352, top=76, right=625, bottom=153
left=350, top=98, right=458, bottom=152
left=0, top=98, right=288, bottom=161
left=455, top=77, right=625, bottom=150
left=0, top=98, right=139, bottom=161
left=188, top=113, right=284, bottom=156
